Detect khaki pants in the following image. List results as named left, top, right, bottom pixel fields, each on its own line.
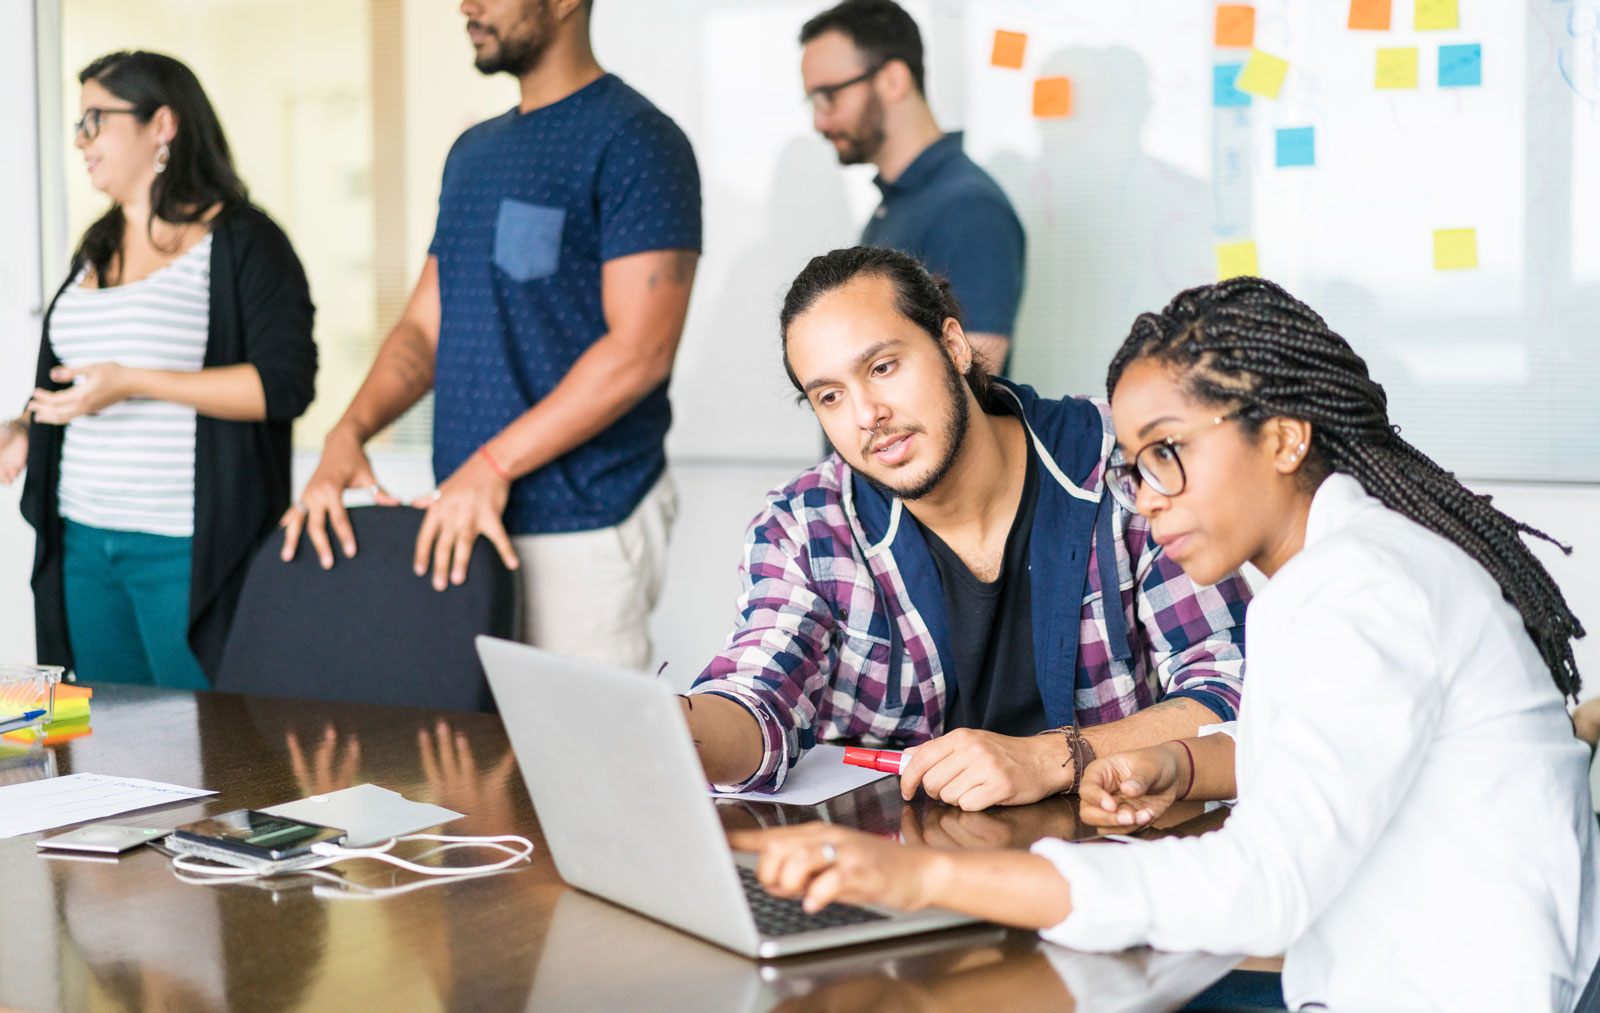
left=510, top=472, right=676, bottom=670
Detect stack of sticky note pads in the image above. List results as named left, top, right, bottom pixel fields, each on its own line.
left=1, top=685, right=92, bottom=745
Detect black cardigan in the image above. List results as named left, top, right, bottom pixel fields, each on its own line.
left=21, top=204, right=317, bottom=679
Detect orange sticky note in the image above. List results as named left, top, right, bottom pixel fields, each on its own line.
left=1375, top=47, right=1419, bottom=89
left=1348, top=0, right=1391, bottom=30
left=1216, top=240, right=1260, bottom=280
left=1433, top=228, right=1477, bottom=270
left=991, top=30, right=1027, bottom=69
left=1033, top=77, right=1072, bottom=118
left=1415, top=0, right=1458, bottom=31
left=1215, top=5, right=1255, bottom=47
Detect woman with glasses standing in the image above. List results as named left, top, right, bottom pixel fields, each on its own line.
left=732, top=277, right=1599, bottom=1011
left=0, top=51, right=316, bottom=687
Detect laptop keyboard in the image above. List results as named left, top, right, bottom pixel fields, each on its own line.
left=737, top=864, right=889, bottom=937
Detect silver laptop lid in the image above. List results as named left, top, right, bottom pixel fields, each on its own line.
left=475, top=636, right=760, bottom=954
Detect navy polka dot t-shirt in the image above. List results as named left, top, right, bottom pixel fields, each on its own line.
left=428, top=74, right=701, bottom=535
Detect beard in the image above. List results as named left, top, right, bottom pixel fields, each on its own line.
left=854, top=356, right=972, bottom=502
left=471, top=2, right=554, bottom=76
left=827, top=91, right=888, bottom=166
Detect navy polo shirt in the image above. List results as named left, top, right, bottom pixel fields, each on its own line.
left=428, top=74, right=701, bottom=535
left=861, top=132, right=1025, bottom=349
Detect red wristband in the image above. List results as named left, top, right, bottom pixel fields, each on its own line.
left=1175, top=739, right=1196, bottom=801
left=478, top=445, right=512, bottom=483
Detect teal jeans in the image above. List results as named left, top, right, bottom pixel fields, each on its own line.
left=60, top=519, right=210, bottom=690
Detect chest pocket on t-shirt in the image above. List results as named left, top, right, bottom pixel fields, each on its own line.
left=493, top=199, right=565, bottom=282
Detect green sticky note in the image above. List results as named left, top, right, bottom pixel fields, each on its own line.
left=1376, top=47, right=1419, bottom=89
left=1235, top=49, right=1289, bottom=99
left=1433, top=228, right=1478, bottom=270
left=1217, top=240, right=1260, bottom=280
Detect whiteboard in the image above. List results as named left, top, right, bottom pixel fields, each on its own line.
left=608, top=0, right=1600, bottom=482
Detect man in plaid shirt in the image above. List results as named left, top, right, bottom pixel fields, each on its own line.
left=685, top=247, right=1248, bottom=806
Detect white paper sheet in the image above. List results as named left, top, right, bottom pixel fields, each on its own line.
left=0, top=773, right=215, bottom=838
left=709, top=744, right=892, bottom=806
left=263, top=783, right=462, bottom=847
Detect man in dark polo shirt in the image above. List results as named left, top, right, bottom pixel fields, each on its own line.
left=800, top=0, right=1026, bottom=374
left=285, top=0, right=701, bottom=669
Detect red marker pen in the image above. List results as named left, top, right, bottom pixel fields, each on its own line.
left=842, top=746, right=912, bottom=774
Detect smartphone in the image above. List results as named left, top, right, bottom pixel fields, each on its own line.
left=171, top=810, right=346, bottom=862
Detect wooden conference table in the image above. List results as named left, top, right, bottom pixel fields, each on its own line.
left=0, top=684, right=1274, bottom=1012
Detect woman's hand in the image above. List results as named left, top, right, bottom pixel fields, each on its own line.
left=1078, top=743, right=1187, bottom=830
left=27, top=363, right=136, bottom=424
left=0, top=424, right=26, bottom=484
left=729, top=823, right=945, bottom=914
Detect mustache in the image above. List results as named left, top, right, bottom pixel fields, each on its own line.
left=861, top=426, right=919, bottom=456
left=466, top=19, right=496, bottom=37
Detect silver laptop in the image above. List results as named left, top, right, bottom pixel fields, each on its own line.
left=475, top=636, right=982, bottom=958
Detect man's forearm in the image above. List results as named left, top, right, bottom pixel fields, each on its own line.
left=483, top=327, right=675, bottom=480
left=1034, top=696, right=1222, bottom=794
left=334, top=320, right=436, bottom=443
left=683, top=692, right=765, bottom=785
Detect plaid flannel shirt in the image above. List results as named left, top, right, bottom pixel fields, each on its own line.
left=692, top=382, right=1249, bottom=792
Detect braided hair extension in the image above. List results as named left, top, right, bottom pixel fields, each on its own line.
left=1106, top=276, right=1584, bottom=699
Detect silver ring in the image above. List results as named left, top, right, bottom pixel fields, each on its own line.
left=819, top=843, right=837, bottom=867
left=366, top=484, right=381, bottom=497
left=429, top=488, right=442, bottom=502
left=293, top=501, right=308, bottom=513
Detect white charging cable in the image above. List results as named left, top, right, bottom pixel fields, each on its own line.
left=169, top=833, right=533, bottom=880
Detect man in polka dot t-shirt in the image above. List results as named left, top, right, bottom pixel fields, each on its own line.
left=286, top=0, right=702, bottom=668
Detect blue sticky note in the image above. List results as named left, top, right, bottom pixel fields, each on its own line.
left=1275, top=126, right=1315, bottom=168
left=1213, top=63, right=1252, bottom=107
left=1438, top=43, right=1482, bottom=87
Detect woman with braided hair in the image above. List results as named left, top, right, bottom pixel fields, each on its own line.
left=732, top=276, right=1600, bottom=1011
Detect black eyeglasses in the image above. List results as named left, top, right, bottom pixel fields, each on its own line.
left=805, top=63, right=885, bottom=112
left=1106, top=409, right=1246, bottom=513
left=74, top=107, right=143, bottom=142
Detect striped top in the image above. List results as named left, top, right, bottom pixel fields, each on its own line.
left=51, top=234, right=213, bottom=537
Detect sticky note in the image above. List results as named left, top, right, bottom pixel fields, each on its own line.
left=1275, top=126, right=1315, bottom=167
left=1235, top=49, right=1289, bottom=99
left=1375, top=47, right=1418, bottom=89
left=1433, top=228, right=1477, bottom=270
left=1415, top=0, right=1458, bottom=31
left=1213, top=63, right=1252, bottom=107
left=1348, top=0, right=1391, bottom=30
left=1032, top=77, right=1072, bottom=118
left=991, top=30, right=1027, bottom=70
left=1438, top=43, right=1482, bottom=87
left=1217, top=240, right=1260, bottom=280
left=1215, top=5, right=1255, bottom=47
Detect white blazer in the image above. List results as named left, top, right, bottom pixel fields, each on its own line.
left=1033, top=473, right=1600, bottom=1011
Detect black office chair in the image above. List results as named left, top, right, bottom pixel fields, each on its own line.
left=216, top=506, right=517, bottom=712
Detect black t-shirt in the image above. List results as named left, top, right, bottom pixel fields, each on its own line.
left=918, top=445, right=1044, bottom=736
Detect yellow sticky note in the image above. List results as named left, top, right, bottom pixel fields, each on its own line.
left=1415, top=0, right=1459, bottom=31
left=1032, top=76, right=1072, bottom=118
left=1433, top=228, right=1478, bottom=270
left=1235, top=49, right=1289, bottom=99
left=1375, top=47, right=1418, bottom=89
left=1217, top=240, right=1260, bottom=280
left=991, top=30, right=1027, bottom=70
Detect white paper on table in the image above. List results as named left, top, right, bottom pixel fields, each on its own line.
left=263, top=783, right=462, bottom=847
left=0, top=773, right=215, bottom=838
left=709, top=744, right=892, bottom=806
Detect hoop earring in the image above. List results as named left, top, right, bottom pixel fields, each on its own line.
left=154, top=142, right=170, bottom=175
